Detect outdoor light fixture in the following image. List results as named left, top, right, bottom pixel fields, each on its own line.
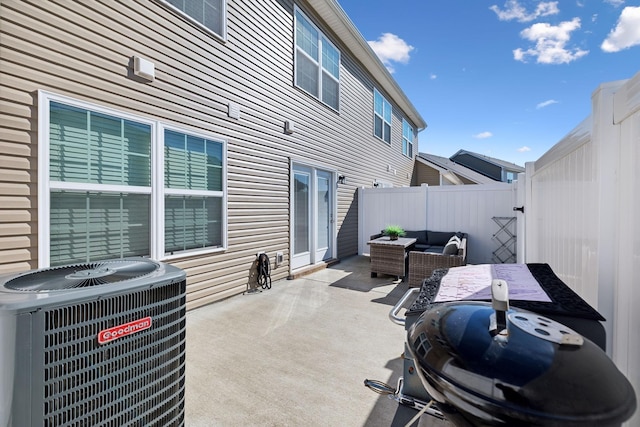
left=337, top=175, right=346, bottom=185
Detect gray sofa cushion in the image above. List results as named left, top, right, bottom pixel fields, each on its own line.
left=404, top=230, right=428, bottom=245
left=423, top=246, right=445, bottom=254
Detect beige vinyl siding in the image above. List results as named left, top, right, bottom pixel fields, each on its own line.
left=459, top=176, right=477, bottom=185
left=415, top=163, right=443, bottom=186
left=0, top=0, right=419, bottom=308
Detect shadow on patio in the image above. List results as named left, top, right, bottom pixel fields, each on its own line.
left=185, top=255, right=424, bottom=426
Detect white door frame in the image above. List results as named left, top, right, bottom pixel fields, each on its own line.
left=290, top=161, right=337, bottom=270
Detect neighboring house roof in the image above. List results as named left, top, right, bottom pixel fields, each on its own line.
left=450, top=149, right=525, bottom=173
left=416, top=153, right=495, bottom=184
left=309, top=0, right=427, bottom=131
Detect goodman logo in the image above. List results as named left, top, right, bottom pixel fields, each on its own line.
left=98, top=317, right=152, bottom=344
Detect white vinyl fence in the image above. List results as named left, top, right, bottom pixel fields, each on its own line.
left=358, top=183, right=517, bottom=264
left=357, top=71, right=640, bottom=425
left=523, top=71, right=640, bottom=426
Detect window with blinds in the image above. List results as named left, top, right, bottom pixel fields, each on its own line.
left=164, top=130, right=223, bottom=254
left=402, top=119, right=414, bottom=158
left=48, top=102, right=152, bottom=265
left=41, top=93, right=227, bottom=266
left=374, top=89, right=392, bottom=144
left=50, top=192, right=151, bottom=266
left=49, top=102, right=151, bottom=186
left=163, top=0, right=226, bottom=39
left=294, top=8, right=340, bottom=110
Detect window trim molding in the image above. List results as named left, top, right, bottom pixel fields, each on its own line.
left=159, top=0, right=228, bottom=42
left=293, top=5, right=341, bottom=112
left=402, top=118, right=414, bottom=158
left=37, top=90, right=228, bottom=268
left=159, top=122, right=228, bottom=261
left=374, top=88, right=392, bottom=144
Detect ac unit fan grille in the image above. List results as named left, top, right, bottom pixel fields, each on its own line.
left=41, top=280, right=186, bottom=426
left=5, top=259, right=159, bottom=291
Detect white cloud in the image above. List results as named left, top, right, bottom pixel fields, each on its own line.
left=536, top=99, right=559, bottom=109
left=518, top=146, right=532, bottom=152
left=368, top=33, right=414, bottom=73
left=605, top=0, right=625, bottom=7
left=474, top=131, right=493, bottom=139
left=601, top=6, right=640, bottom=52
left=429, top=73, right=437, bottom=80
left=490, top=0, right=559, bottom=22
left=513, top=18, right=589, bottom=64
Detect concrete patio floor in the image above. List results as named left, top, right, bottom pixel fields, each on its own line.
left=185, top=255, right=426, bottom=426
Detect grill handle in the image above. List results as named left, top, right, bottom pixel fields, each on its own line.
left=389, top=288, right=420, bottom=326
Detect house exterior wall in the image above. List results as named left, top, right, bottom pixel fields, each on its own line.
left=0, top=0, right=421, bottom=309
left=414, top=162, right=441, bottom=186
left=413, top=161, right=480, bottom=186
left=458, top=175, right=476, bottom=185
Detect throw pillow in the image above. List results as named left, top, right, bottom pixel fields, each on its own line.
left=442, top=236, right=460, bottom=255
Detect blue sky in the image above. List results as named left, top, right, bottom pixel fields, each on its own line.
left=337, top=0, right=640, bottom=166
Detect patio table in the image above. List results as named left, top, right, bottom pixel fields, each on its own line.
left=367, top=236, right=416, bottom=280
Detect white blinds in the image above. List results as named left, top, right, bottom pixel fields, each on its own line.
left=50, top=192, right=150, bottom=265
left=48, top=102, right=152, bottom=265
left=163, top=130, right=223, bottom=254
left=49, top=102, right=151, bottom=186
left=295, top=9, right=340, bottom=109
left=45, top=99, right=225, bottom=264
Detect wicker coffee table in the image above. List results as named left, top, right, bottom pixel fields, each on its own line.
left=368, top=236, right=416, bottom=280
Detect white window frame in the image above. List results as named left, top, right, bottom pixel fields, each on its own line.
left=294, top=6, right=340, bottom=111
left=37, top=90, right=227, bottom=268
left=402, top=119, right=414, bottom=158
left=159, top=123, right=228, bottom=260
left=161, top=0, right=227, bottom=41
left=374, top=88, right=392, bottom=144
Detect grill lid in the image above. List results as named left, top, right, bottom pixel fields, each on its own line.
left=407, top=300, right=636, bottom=426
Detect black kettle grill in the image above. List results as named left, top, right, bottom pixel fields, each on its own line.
left=406, top=279, right=637, bottom=426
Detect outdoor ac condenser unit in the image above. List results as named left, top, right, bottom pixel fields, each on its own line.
left=0, top=258, right=187, bottom=427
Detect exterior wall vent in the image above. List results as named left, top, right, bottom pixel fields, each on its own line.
left=133, top=56, right=155, bottom=81
left=228, top=102, right=240, bottom=119
left=284, top=120, right=295, bottom=134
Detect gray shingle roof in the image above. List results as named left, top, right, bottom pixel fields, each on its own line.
left=450, top=149, right=525, bottom=172
left=416, top=153, right=495, bottom=184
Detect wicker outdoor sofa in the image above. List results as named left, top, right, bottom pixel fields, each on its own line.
left=405, top=230, right=468, bottom=287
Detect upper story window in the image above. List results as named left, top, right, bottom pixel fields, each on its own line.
left=402, top=119, right=414, bottom=157
left=374, top=89, right=392, bottom=143
left=294, top=8, right=340, bottom=110
left=505, top=171, right=515, bottom=183
left=164, top=0, right=226, bottom=39
left=39, top=91, right=227, bottom=267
